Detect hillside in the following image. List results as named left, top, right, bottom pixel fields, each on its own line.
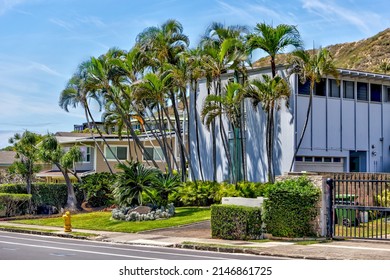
left=253, top=28, right=390, bottom=74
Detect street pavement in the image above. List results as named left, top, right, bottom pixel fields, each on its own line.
left=1, top=220, right=390, bottom=260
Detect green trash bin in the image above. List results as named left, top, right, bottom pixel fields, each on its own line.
left=335, top=194, right=359, bottom=227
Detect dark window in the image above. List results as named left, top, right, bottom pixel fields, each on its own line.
left=357, top=82, right=368, bottom=101
left=329, top=79, right=340, bottom=98
left=333, top=157, right=341, bottom=163
left=324, top=157, right=332, bottom=162
left=343, top=81, right=354, bottom=99
left=315, top=79, right=326, bottom=96
left=117, top=147, right=127, bottom=160
left=298, top=79, right=310, bottom=95
left=315, top=157, right=323, bottom=162
left=106, top=146, right=128, bottom=160
left=371, top=84, right=382, bottom=102
left=305, top=157, right=313, bottom=162
left=295, top=156, right=303, bottom=161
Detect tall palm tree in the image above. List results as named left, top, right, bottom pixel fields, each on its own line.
left=247, top=23, right=303, bottom=77
left=201, top=82, right=244, bottom=183
left=135, top=19, right=190, bottom=181
left=247, top=22, right=303, bottom=182
left=288, top=48, right=339, bottom=171
left=200, top=22, right=249, bottom=182
left=244, top=75, right=291, bottom=182
left=59, top=60, right=115, bottom=174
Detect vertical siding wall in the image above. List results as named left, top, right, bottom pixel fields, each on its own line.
left=295, top=74, right=390, bottom=173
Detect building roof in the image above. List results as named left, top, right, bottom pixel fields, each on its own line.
left=0, top=151, right=17, bottom=166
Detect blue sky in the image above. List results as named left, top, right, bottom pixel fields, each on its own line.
left=0, top=0, right=389, bottom=148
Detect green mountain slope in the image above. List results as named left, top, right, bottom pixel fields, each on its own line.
left=253, top=28, right=390, bottom=74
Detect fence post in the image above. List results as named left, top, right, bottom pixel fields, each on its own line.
left=326, top=178, right=334, bottom=239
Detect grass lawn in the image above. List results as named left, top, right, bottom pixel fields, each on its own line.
left=12, top=207, right=211, bottom=233
left=334, top=218, right=390, bottom=238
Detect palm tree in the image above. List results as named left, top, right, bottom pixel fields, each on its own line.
left=288, top=48, right=339, bottom=171
left=135, top=19, right=190, bottom=181
left=200, top=22, right=249, bottom=182
left=59, top=60, right=115, bottom=174
left=244, top=75, right=291, bottom=182
left=247, top=23, right=303, bottom=77
left=201, top=82, right=244, bottom=183
left=247, top=22, right=303, bottom=182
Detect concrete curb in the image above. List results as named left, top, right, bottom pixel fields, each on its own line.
left=0, top=226, right=89, bottom=240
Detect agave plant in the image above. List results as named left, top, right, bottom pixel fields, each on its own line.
left=112, top=161, right=162, bottom=206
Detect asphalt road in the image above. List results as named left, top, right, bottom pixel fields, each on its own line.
left=0, top=231, right=286, bottom=260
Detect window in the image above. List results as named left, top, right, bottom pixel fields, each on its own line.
left=298, top=79, right=310, bottom=95
left=295, top=156, right=303, bottom=162
left=329, top=79, right=340, bottom=98
left=80, top=147, right=91, bottom=162
left=304, top=157, right=313, bottom=162
left=315, top=79, right=326, bottom=96
left=370, top=84, right=382, bottom=102
left=333, top=157, right=341, bottom=163
left=357, top=82, right=368, bottom=101
left=144, top=147, right=164, bottom=161
left=105, top=146, right=127, bottom=160
left=324, top=157, right=332, bottom=162
left=315, top=157, right=323, bottom=162
left=343, top=81, right=354, bottom=99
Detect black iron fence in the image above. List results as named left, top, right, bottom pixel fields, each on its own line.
left=328, top=173, right=390, bottom=240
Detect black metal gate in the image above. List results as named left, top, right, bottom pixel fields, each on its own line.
left=328, top=173, right=390, bottom=240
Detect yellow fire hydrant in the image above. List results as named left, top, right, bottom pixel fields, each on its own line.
left=63, top=211, right=72, bottom=232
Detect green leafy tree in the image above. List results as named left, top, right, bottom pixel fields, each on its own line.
left=8, top=131, right=41, bottom=194
left=38, top=134, right=82, bottom=211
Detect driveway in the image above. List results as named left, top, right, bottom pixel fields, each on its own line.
left=141, top=220, right=211, bottom=239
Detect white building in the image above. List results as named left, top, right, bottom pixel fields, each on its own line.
left=189, top=66, right=390, bottom=182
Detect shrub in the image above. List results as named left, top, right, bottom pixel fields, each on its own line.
left=211, top=204, right=263, bottom=240
left=79, top=172, right=116, bottom=207
left=173, top=181, right=218, bottom=206
left=0, top=193, right=32, bottom=217
left=263, top=177, right=320, bottom=238
left=0, top=183, right=84, bottom=211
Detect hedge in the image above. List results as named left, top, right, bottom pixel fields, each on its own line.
left=211, top=204, right=263, bottom=240
left=0, top=183, right=84, bottom=210
left=0, top=193, right=32, bottom=217
left=263, top=177, right=320, bottom=238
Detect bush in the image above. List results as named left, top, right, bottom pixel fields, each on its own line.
left=173, top=181, right=219, bottom=206
left=79, top=172, right=116, bottom=207
left=0, top=193, right=32, bottom=217
left=0, top=183, right=84, bottom=211
left=211, top=204, right=263, bottom=240
left=263, top=177, right=320, bottom=238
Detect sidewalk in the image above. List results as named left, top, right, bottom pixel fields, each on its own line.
left=1, top=220, right=390, bottom=260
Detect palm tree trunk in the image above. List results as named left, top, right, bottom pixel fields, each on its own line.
left=193, top=80, right=205, bottom=181
left=84, top=106, right=114, bottom=174
left=289, top=84, right=314, bottom=172
left=56, top=163, right=78, bottom=212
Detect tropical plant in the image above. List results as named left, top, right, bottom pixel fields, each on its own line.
left=155, top=172, right=182, bottom=206
left=244, top=75, right=291, bottom=183
left=112, top=161, right=161, bottom=206
left=79, top=172, right=116, bottom=207
left=201, top=82, right=244, bottom=183
left=8, top=130, right=41, bottom=194
left=38, top=134, right=82, bottom=211
left=247, top=22, right=302, bottom=182
left=288, top=48, right=339, bottom=171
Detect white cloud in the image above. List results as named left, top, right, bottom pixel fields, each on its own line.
left=0, top=0, right=26, bottom=15
left=300, top=0, right=382, bottom=35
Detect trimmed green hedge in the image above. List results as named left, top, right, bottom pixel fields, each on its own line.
left=263, top=177, right=320, bottom=238
left=0, top=193, right=32, bottom=217
left=0, top=183, right=84, bottom=210
left=211, top=204, right=263, bottom=240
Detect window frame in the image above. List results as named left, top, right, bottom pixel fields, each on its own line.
left=143, top=146, right=165, bottom=162
left=104, top=145, right=128, bottom=161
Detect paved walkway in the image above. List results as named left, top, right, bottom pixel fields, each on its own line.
left=1, top=220, right=390, bottom=260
